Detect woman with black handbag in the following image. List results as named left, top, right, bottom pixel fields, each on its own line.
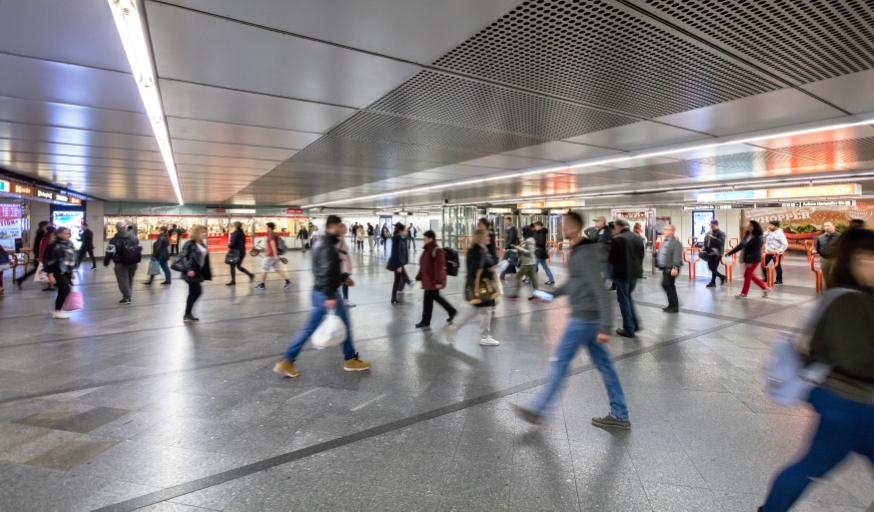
left=446, top=229, right=500, bottom=346
left=178, top=225, right=212, bottom=323
left=226, top=221, right=253, bottom=286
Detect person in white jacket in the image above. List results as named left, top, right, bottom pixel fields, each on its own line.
left=763, top=220, right=789, bottom=285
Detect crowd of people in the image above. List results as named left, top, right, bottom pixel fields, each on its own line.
left=5, top=211, right=871, bottom=512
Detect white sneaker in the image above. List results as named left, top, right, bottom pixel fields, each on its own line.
left=479, top=336, right=500, bottom=346
left=763, top=288, right=772, bottom=298
left=344, top=300, right=356, bottom=308
left=53, top=311, right=69, bottom=319
left=445, top=326, right=456, bottom=345
left=735, top=293, right=748, bottom=298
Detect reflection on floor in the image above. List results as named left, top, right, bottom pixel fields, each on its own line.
left=0, top=249, right=871, bottom=511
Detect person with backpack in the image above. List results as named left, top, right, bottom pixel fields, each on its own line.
left=104, top=221, right=141, bottom=304
left=508, top=226, right=539, bottom=301
left=44, top=227, right=77, bottom=319
left=758, top=227, right=874, bottom=512
left=389, top=223, right=411, bottom=304
left=415, top=230, right=457, bottom=328
left=227, top=221, right=254, bottom=286
left=255, top=222, right=291, bottom=291
left=702, top=220, right=726, bottom=287
left=273, top=215, right=370, bottom=378
left=176, top=225, right=212, bottom=323
left=144, top=226, right=171, bottom=285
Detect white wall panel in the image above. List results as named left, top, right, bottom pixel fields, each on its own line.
left=147, top=1, right=420, bottom=107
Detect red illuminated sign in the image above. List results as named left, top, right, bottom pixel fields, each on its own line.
left=285, top=208, right=303, bottom=215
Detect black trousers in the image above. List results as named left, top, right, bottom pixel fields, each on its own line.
left=707, top=259, right=724, bottom=283
left=77, top=248, right=96, bottom=267
left=229, top=253, right=253, bottom=281
left=18, top=259, right=39, bottom=283
left=170, top=244, right=179, bottom=255
left=53, top=271, right=72, bottom=311
left=421, top=289, right=457, bottom=324
left=391, top=267, right=409, bottom=302
left=763, top=254, right=783, bottom=283
left=186, top=281, right=202, bottom=316
left=662, top=269, right=679, bottom=309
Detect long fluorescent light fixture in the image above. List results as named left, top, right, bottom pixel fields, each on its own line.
left=304, top=116, right=874, bottom=208
left=107, top=0, right=183, bottom=205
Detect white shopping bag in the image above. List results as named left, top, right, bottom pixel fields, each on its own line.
left=311, top=310, right=348, bottom=349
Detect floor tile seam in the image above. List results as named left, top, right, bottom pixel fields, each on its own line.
left=89, top=300, right=818, bottom=512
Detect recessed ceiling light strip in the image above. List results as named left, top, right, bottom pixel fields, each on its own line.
left=107, top=0, right=184, bottom=205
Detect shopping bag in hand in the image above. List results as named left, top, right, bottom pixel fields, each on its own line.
left=34, top=264, right=48, bottom=283
left=147, top=259, right=161, bottom=276
left=311, top=310, right=347, bottom=349
left=62, top=291, right=84, bottom=311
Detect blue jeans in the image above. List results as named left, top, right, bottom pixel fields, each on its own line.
left=535, top=257, right=554, bottom=282
left=530, top=318, right=629, bottom=421
left=763, top=387, right=874, bottom=512
left=146, top=259, right=171, bottom=284
left=284, top=290, right=356, bottom=361
left=615, top=279, right=640, bottom=333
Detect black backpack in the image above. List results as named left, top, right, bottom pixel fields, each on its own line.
left=444, top=248, right=460, bottom=277
left=276, top=236, right=288, bottom=255
left=118, top=237, right=142, bottom=264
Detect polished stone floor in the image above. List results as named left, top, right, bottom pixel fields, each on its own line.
left=0, top=247, right=872, bottom=512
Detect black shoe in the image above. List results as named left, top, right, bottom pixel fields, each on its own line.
left=248, top=273, right=255, bottom=282
left=513, top=405, right=542, bottom=425
left=160, top=281, right=171, bottom=285
left=42, top=286, right=56, bottom=292
left=610, top=283, right=617, bottom=291
left=143, top=281, right=153, bottom=286
left=775, top=281, right=783, bottom=285
left=545, top=281, right=555, bottom=286
left=15, top=279, right=23, bottom=290
left=183, top=314, right=199, bottom=323
left=120, top=298, right=131, bottom=305
left=391, top=299, right=399, bottom=305
left=226, top=281, right=236, bottom=286
left=616, top=328, right=635, bottom=339
left=634, top=326, right=642, bottom=332
left=415, top=322, right=430, bottom=329
left=705, top=282, right=716, bottom=288
left=663, top=307, right=679, bottom=313
left=447, top=312, right=456, bottom=324
left=719, top=276, right=726, bottom=285
left=91, top=266, right=97, bottom=270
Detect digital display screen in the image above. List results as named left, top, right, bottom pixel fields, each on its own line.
left=692, top=210, right=715, bottom=245
left=53, top=211, right=85, bottom=250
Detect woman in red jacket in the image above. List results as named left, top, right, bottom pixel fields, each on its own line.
left=415, top=230, right=457, bottom=329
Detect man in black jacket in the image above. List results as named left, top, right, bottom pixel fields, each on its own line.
left=703, top=220, right=726, bottom=287
left=226, top=221, right=254, bottom=285
left=500, top=217, right=519, bottom=280
left=609, top=219, right=644, bottom=338
left=274, top=215, right=370, bottom=378
left=533, top=221, right=555, bottom=285
left=16, top=220, right=49, bottom=288
left=76, top=223, right=96, bottom=269
left=103, top=222, right=141, bottom=304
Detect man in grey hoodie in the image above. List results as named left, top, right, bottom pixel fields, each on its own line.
left=515, top=212, right=630, bottom=429
left=103, top=222, right=142, bottom=304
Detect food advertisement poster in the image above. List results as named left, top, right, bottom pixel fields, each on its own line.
left=0, top=218, right=22, bottom=250
left=742, top=203, right=874, bottom=251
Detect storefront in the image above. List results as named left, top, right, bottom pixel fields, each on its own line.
left=103, top=208, right=311, bottom=254
left=741, top=201, right=873, bottom=252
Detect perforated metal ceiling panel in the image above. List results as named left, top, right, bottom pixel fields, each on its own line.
left=432, top=0, right=780, bottom=118
left=367, top=71, right=638, bottom=139
left=632, top=0, right=874, bottom=84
